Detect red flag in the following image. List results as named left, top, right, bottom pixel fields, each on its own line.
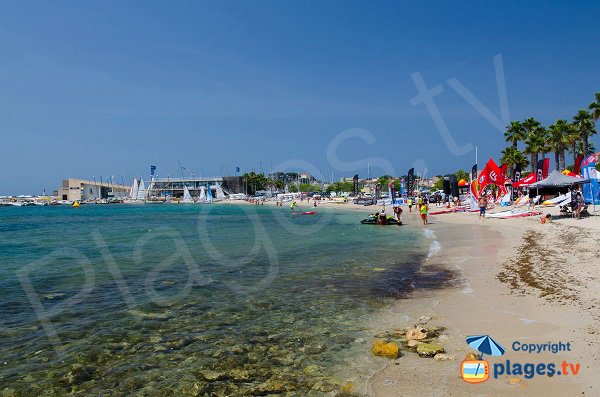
left=478, top=158, right=503, bottom=193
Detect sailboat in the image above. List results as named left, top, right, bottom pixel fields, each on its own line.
left=136, top=178, right=146, bottom=201
left=181, top=185, right=194, bottom=203
left=198, top=186, right=207, bottom=203
left=214, top=184, right=226, bottom=201
left=206, top=184, right=214, bottom=203
left=129, top=178, right=139, bottom=200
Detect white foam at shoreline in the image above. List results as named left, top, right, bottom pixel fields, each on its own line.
left=423, top=228, right=441, bottom=260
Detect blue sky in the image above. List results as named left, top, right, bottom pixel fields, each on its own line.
left=1, top=1, right=599, bottom=194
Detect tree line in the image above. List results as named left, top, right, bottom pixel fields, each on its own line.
left=501, top=92, right=599, bottom=178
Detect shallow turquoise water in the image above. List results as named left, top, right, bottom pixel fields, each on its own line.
left=0, top=204, right=442, bottom=396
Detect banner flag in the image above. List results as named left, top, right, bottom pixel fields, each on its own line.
left=582, top=153, right=600, bottom=204
left=353, top=174, right=359, bottom=195
left=374, top=183, right=381, bottom=200
left=542, top=158, right=550, bottom=179
left=536, top=159, right=544, bottom=181
left=407, top=168, right=415, bottom=196
left=513, top=164, right=522, bottom=182
left=574, top=154, right=584, bottom=176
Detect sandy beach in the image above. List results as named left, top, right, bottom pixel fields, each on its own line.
left=359, top=204, right=600, bottom=396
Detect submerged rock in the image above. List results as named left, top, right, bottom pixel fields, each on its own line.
left=416, top=343, right=444, bottom=357
left=62, top=364, right=95, bottom=385
left=197, top=369, right=226, bottom=382
left=303, top=364, right=323, bottom=376
left=371, top=340, right=400, bottom=359
left=253, top=378, right=287, bottom=394
left=228, top=369, right=251, bottom=382
left=406, top=327, right=428, bottom=341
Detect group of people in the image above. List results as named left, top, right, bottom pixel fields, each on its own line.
left=289, top=200, right=317, bottom=211
left=406, top=196, right=429, bottom=225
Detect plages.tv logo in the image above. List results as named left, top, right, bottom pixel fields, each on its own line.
left=460, top=335, right=505, bottom=384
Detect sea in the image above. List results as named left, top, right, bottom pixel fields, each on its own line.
left=0, top=204, right=448, bottom=396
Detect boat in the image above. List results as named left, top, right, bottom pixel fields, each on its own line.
left=181, top=185, right=194, bottom=203
left=136, top=179, right=146, bottom=201
left=361, top=217, right=402, bottom=225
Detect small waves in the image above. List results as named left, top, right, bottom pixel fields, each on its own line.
left=423, top=229, right=441, bottom=260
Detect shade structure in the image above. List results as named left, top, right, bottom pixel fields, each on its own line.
left=466, top=335, right=505, bottom=356
left=528, top=170, right=589, bottom=189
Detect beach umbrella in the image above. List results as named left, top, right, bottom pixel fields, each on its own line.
left=466, top=335, right=505, bottom=357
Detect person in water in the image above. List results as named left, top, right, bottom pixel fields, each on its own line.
left=379, top=208, right=388, bottom=225
left=290, top=201, right=298, bottom=212
left=393, top=205, right=403, bottom=221
left=420, top=203, right=428, bottom=225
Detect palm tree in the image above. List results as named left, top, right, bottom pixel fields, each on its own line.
left=522, top=118, right=543, bottom=173
left=588, top=92, right=600, bottom=121
left=500, top=146, right=529, bottom=179
left=565, top=123, right=582, bottom=166
left=548, top=119, right=571, bottom=171
left=504, top=121, right=526, bottom=148
left=572, top=109, right=596, bottom=156
left=537, top=126, right=550, bottom=160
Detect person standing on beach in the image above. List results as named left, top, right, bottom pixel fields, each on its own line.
left=419, top=203, right=428, bottom=225
left=478, top=196, right=488, bottom=218
left=575, top=192, right=584, bottom=219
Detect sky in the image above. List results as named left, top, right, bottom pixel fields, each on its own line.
left=1, top=1, right=599, bottom=194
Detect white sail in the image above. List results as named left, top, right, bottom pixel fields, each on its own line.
left=198, top=186, right=207, bottom=202
left=215, top=184, right=225, bottom=199
left=129, top=178, right=139, bottom=199
left=136, top=178, right=146, bottom=200
left=182, top=185, right=193, bottom=203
